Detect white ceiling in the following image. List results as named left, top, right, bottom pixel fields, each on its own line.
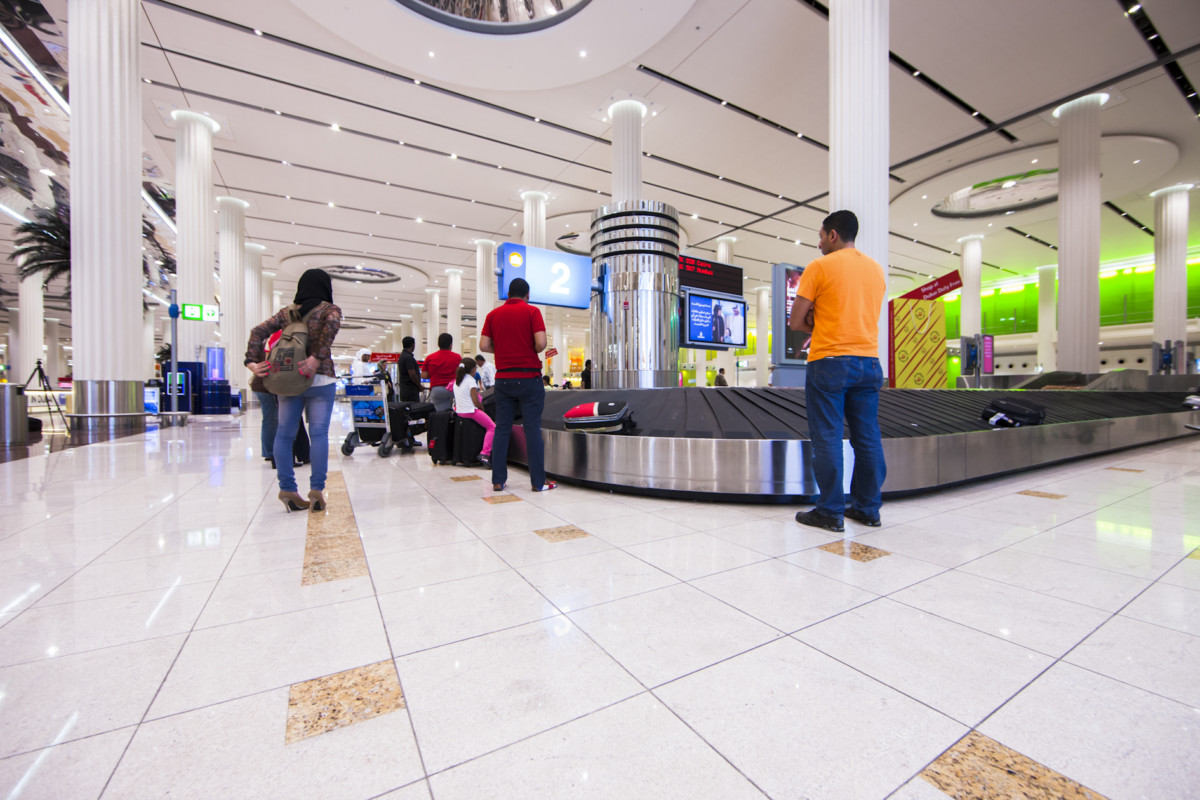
left=1, top=0, right=1198, bottom=356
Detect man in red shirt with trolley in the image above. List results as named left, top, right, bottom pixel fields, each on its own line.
left=480, top=278, right=556, bottom=492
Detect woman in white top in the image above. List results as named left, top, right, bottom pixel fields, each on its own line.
left=453, top=357, right=496, bottom=466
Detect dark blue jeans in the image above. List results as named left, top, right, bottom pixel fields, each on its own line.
left=254, top=391, right=278, bottom=458
left=491, top=377, right=546, bottom=489
left=805, top=356, right=887, bottom=519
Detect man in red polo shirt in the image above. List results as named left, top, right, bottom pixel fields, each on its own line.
left=421, top=332, right=461, bottom=412
left=480, top=278, right=555, bottom=492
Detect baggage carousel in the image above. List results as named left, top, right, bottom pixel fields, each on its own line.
left=501, top=388, right=1200, bottom=502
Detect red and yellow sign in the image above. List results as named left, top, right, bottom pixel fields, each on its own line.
left=568, top=348, right=585, bottom=373
left=888, top=271, right=958, bottom=389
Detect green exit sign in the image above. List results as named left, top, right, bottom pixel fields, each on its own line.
left=181, top=303, right=218, bottom=321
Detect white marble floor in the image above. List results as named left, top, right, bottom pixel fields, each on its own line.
left=1, top=407, right=1198, bottom=799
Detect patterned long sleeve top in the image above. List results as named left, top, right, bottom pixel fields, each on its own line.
left=245, top=302, right=343, bottom=379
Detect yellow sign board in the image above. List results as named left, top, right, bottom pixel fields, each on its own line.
left=889, top=298, right=946, bottom=389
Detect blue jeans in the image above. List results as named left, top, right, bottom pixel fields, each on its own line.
left=254, top=391, right=278, bottom=458
left=805, top=356, right=887, bottom=519
left=275, top=383, right=336, bottom=493
left=491, top=378, right=546, bottom=489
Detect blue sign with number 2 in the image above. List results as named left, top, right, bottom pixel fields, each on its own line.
left=496, top=243, right=591, bottom=310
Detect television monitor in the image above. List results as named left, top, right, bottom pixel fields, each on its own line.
left=682, top=290, right=748, bottom=349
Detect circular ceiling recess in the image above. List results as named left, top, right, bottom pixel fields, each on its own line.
left=395, top=0, right=593, bottom=34
left=931, top=169, right=1060, bottom=219
left=322, top=264, right=401, bottom=284
left=278, top=253, right=430, bottom=293
left=288, top=0, right=697, bottom=91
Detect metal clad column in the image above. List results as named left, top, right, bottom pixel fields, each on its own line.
left=756, top=287, right=771, bottom=387
left=1037, top=265, right=1058, bottom=372
left=958, top=235, right=984, bottom=339
left=1055, top=93, right=1107, bottom=374
left=69, top=0, right=143, bottom=430
left=17, top=272, right=43, bottom=383
left=171, top=109, right=220, bottom=361
left=217, top=197, right=249, bottom=394
left=1151, top=184, right=1191, bottom=351
left=426, top=288, right=441, bottom=350
left=610, top=101, right=644, bottom=206
left=446, top=269, right=463, bottom=351
left=830, top=0, right=890, bottom=370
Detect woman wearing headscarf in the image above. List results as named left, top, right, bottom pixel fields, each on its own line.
left=246, top=268, right=343, bottom=512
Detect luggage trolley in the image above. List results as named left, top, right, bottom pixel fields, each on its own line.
left=341, top=373, right=434, bottom=458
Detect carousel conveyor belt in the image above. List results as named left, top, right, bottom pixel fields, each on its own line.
left=494, top=388, right=1199, bottom=502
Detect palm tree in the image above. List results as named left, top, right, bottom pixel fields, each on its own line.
left=8, top=204, right=176, bottom=296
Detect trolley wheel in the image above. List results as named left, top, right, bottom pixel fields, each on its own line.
left=378, top=433, right=394, bottom=458
left=341, top=432, right=359, bottom=456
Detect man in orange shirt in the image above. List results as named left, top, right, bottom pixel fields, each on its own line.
left=788, top=210, right=887, bottom=532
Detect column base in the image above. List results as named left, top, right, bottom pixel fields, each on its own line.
left=69, top=380, right=146, bottom=434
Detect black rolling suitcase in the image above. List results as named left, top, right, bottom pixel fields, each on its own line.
left=427, top=410, right=455, bottom=464
left=453, top=416, right=487, bottom=466
left=981, top=397, right=1046, bottom=428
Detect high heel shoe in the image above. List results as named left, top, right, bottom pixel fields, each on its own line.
left=308, top=490, right=327, bottom=512
left=279, top=491, right=311, bottom=512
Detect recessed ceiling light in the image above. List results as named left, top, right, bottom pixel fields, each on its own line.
left=971, top=111, right=979, bottom=117
left=1005, top=210, right=1014, bottom=215
left=416, top=217, right=423, bottom=223
left=720, top=100, right=727, bottom=106
left=513, top=222, right=518, bottom=227
left=579, top=50, right=586, bottom=57
left=921, top=195, right=927, bottom=200
left=275, top=110, right=281, bottom=115
left=533, top=117, right=540, bottom=123
left=912, top=70, right=920, bottom=77
left=328, top=202, right=335, bottom=207
left=1002, top=180, right=1017, bottom=189
left=450, top=153, right=457, bottom=159
left=143, top=78, right=152, bottom=84
left=253, top=29, right=263, bottom=36
left=428, top=51, right=435, bottom=57
left=330, top=123, right=339, bottom=131
left=912, top=222, right=918, bottom=227
left=39, top=168, right=54, bottom=176
left=414, top=79, right=421, bottom=85
left=794, top=240, right=801, bottom=245
left=987, top=223, right=993, bottom=227
left=1133, top=159, right=1141, bottom=164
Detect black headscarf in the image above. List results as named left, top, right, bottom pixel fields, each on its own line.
left=294, top=268, right=333, bottom=318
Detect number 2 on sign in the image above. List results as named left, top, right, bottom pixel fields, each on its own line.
left=550, top=262, right=570, bottom=295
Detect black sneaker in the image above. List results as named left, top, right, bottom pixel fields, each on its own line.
left=795, top=509, right=844, bottom=533
left=844, top=508, right=881, bottom=527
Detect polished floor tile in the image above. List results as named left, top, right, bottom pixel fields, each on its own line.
left=1065, top=615, right=1200, bottom=708
left=623, top=532, right=769, bottom=581
left=957, top=547, right=1152, bottom=612
left=517, top=548, right=679, bottom=612
left=1118, top=581, right=1200, bottom=636
left=0, top=727, right=135, bottom=800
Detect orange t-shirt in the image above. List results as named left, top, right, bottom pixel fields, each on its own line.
left=797, top=248, right=886, bottom=361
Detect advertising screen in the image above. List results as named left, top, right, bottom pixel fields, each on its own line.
left=682, top=290, right=747, bottom=349
left=496, top=242, right=591, bottom=310
left=981, top=334, right=994, bottom=374
left=780, top=264, right=808, bottom=362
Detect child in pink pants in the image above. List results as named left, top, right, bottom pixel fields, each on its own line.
left=451, top=357, right=495, bottom=465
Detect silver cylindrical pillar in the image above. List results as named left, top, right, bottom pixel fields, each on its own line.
left=830, top=0, right=890, bottom=370
left=446, top=269, right=463, bottom=351
left=1055, top=93, right=1106, bottom=374
left=755, top=287, right=771, bottom=388
left=171, top=110, right=220, bottom=361
left=590, top=200, right=680, bottom=388
left=1037, top=265, right=1057, bottom=372
left=217, top=197, right=249, bottom=393
left=1151, top=184, right=1191, bottom=350
left=958, top=235, right=984, bottom=339
left=609, top=100, right=645, bottom=206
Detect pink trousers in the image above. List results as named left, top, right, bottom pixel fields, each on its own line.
left=457, top=409, right=495, bottom=456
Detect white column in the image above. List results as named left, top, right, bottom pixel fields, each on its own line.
left=475, top=239, right=496, bottom=321
left=446, top=268, right=463, bottom=350
left=522, top=191, right=548, bottom=248
left=7, top=310, right=17, bottom=377
left=550, top=309, right=563, bottom=381
left=45, top=318, right=61, bottom=383
left=957, top=235, right=984, bottom=339
left=245, top=243, right=265, bottom=331
left=17, top=274, right=43, bottom=383
left=260, top=270, right=275, bottom=323
left=715, top=236, right=739, bottom=383
left=410, top=303, right=425, bottom=356
left=1037, top=265, right=1058, bottom=372
left=141, top=310, right=155, bottom=376
left=755, top=287, right=771, bottom=387
left=609, top=100, right=646, bottom=206
left=830, top=0, right=889, bottom=370
left=1054, top=93, right=1107, bottom=374
left=1151, top=184, right=1192, bottom=350
left=426, top=288, right=441, bottom=350
left=171, top=109, right=220, bottom=361
left=216, top=197, right=249, bottom=392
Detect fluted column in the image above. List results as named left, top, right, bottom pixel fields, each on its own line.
left=1037, top=265, right=1057, bottom=372
left=426, top=288, right=441, bottom=351
left=446, top=269, right=463, bottom=350
left=522, top=191, right=548, bottom=248
left=17, top=272, right=43, bottom=383
left=1151, top=184, right=1192, bottom=351
left=715, top=236, right=739, bottom=384
left=261, top=271, right=275, bottom=323
left=755, top=287, right=771, bottom=387
left=1055, top=93, right=1107, bottom=374
left=216, top=197, right=248, bottom=392
left=141, top=310, right=154, bottom=376
left=550, top=309, right=563, bottom=381
left=410, top=303, right=425, bottom=356
left=171, top=109, right=220, bottom=362
left=957, top=235, right=984, bottom=339
left=44, top=318, right=61, bottom=383
left=475, top=239, right=496, bottom=321
left=610, top=100, right=645, bottom=206
left=7, top=310, right=17, bottom=377
left=830, top=0, right=889, bottom=369
left=245, top=243, right=265, bottom=330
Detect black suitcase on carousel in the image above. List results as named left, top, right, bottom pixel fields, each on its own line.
left=427, top=409, right=455, bottom=464
left=981, top=396, right=1046, bottom=428
left=453, top=416, right=487, bottom=466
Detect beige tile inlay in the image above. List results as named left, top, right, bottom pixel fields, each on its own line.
left=302, top=472, right=368, bottom=585
left=285, top=660, right=405, bottom=744
left=817, top=540, right=890, bottom=562
left=1106, top=467, right=1144, bottom=473
left=534, top=525, right=590, bottom=543
left=451, top=475, right=482, bottom=482
left=1018, top=489, right=1068, bottom=500
left=921, top=731, right=1109, bottom=800
left=482, top=494, right=523, bottom=505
